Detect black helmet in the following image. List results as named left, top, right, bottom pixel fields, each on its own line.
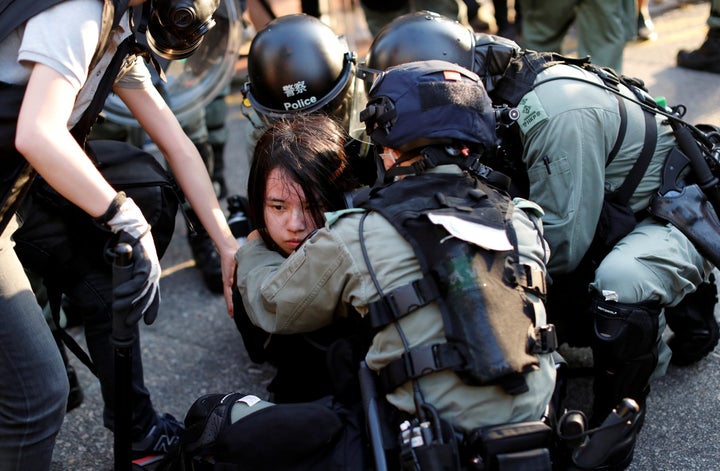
left=146, top=0, right=221, bottom=60
left=243, top=14, right=356, bottom=121
left=362, top=11, right=475, bottom=89
left=360, top=60, right=497, bottom=153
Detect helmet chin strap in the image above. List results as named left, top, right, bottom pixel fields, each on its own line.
left=385, top=145, right=512, bottom=192
left=384, top=159, right=427, bottom=182
left=382, top=145, right=465, bottom=182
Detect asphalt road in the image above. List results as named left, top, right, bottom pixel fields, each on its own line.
left=51, top=1, right=720, bottom=469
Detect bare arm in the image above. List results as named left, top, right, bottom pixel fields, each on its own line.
left=117, top=84, right=239, bottom=315
left=16, top=63, right=116, bottom=217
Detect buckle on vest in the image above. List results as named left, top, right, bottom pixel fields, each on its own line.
left=585, top=64, right=620, bottom=91
left=368, top=276, right=439, bottom=330
left=466, top=158, right=493, bottom=179
left=532, top=324, right=558, bottom=354
left=379, top=343, right=466, bottom=393
left=518, top=264, right=547, bottom=300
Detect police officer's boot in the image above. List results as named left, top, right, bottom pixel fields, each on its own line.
left=665, top=275, right=720, bottom=366
left=588, top=293, right=660, bottom=426
left=185, top=206, right=223, bottom=294
left=677, top=25, right=720, bottom=74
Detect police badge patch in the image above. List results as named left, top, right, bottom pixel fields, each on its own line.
left=517, top=91, right=549, bottom=134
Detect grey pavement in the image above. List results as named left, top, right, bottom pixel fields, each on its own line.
left=51, top=1, right=720, bottom=469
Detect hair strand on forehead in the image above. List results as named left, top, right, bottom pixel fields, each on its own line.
left=248, top=114, right=358, bottom=251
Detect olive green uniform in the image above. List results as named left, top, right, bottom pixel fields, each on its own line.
left=515, top=63, right=712, bottom=380
left=518, top=0, right=635, bottom=73
left=236, top=165, right=556, bottom=433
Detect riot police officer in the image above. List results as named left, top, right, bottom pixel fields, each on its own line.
left=240, top=13, right=377, bottom=185
left=236, top=59, right=558, bottom=469
left=358, top=11, right=719, bottom=468
left=241, top=14, right=357, bottom=151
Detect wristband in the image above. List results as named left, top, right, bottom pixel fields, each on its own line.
left=94, top=191, right=127, bottom=227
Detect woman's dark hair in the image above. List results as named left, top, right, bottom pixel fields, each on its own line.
left=248, top=113, right=357, bottom=251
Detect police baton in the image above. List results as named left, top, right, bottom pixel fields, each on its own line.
left=359, top=361, right=388, bottom=471
left=111, top=242, right=135, bottom=471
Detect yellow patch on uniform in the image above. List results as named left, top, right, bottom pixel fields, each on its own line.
left=517, top=91, right=549, bottom=134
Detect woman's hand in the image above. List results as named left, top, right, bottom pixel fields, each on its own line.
left=220, top=245, right=238, bottom=318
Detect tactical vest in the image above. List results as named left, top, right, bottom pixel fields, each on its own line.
left=0, top=0, right=151, bottom=233
left=357, top=168, right=554, bottom=395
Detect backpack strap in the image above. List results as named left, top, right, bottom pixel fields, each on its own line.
left=606, top=94, right=627, bottom=167
left=47, top=283, right=99, bottom=377
left=70, top=34, right=137, bottom=150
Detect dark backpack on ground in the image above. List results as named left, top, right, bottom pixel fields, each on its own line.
left=160, top=393, right=370, bottom=471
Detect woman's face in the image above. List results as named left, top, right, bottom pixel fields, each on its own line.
left=264, top=167, right=317, bottom=255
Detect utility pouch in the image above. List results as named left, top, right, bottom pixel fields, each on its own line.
left=399, top=415, right=460, bottom=471
left=649, top=183, right=720, bottom=269
left=587, top=198, right=638, bottom=263
left=465, top=421, right=553, bottom=471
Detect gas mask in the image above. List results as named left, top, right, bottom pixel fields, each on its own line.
left=146, top=0, right=221, bottom=60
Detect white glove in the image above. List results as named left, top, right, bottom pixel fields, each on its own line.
left=100, top=192, right=162, bottom=326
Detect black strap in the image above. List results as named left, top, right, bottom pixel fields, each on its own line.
left=70, top=35, right=136, bottom=149
left=607, top=94, right=627, bottom=167
left=378, top=343, right=466, bottom=394
left=367, top=275, right=440, bottom=330
left=611, top=109, right=658, bottom=205
left=513, top=263, right=547, bottom=299
left=377, top=322, right=558, bottom=395
left=47, top=283, right=99, bottom=377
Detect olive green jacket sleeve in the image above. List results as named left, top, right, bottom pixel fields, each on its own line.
left=235, top=228, right=360, bottom=335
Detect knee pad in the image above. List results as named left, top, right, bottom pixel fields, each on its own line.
left=589, top=294, right=660, bottom=366
left=589, top=294, right=660, bottom=419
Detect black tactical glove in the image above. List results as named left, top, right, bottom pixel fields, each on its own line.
left=96, top=192, right=161, bottom=326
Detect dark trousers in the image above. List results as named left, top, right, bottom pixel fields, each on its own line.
left=14, top=186, right=156, bottom=439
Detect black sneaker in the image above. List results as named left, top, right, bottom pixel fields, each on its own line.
left=132, top=413, right=185, bottom=461
left=677, top=28, right=720, bottom=74
left=188, top=230, right=223, bottom=294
